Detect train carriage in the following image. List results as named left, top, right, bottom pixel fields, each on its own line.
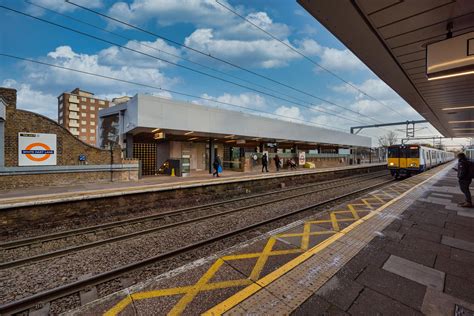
left=387, top=144, right=454, bottom=178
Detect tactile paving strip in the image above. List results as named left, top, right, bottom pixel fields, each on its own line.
left=218, top=165, right=451, bottom=315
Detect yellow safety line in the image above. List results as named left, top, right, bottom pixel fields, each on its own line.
left=204, top=168, right=444, bottom=315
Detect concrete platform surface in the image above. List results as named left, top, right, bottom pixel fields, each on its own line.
left=0, top=162, right=385, bottom=209
left=66, top=163, right=470, bottom=316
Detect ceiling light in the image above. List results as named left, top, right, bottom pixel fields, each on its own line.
left=188, top=137, right=198, bottom=141
left=448, top=120, right=474, bottom=124
left=427, top=70, right=474, bottom=81
left=184, top=131, right=194, bottom=135
left=225, top=139, right=236, bottom=143
left=224, top=134, right=235, bottom=139
left=442, top=106, right=474, bottom=111
left=152, top=128, right=160, bottom=133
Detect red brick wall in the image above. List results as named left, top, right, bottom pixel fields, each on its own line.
left=4, top=106, right=121, bottom=167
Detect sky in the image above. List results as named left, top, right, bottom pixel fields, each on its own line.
left=0, top=0, right=470, bottom=149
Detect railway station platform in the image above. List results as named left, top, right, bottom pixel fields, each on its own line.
left=69, top=161, right=474, bottom=315
left=0, top=162, right=384, bottom=209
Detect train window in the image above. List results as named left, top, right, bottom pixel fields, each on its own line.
left=388, top=147, right=399, bottom=158
left=407, top=146, right=419, bottom=158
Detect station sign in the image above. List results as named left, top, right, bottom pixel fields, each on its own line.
left=18, top=133, right=57, bottom=166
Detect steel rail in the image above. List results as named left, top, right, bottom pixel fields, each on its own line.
left=0, top=173, right=390, bottom=269
left=0, top=178, right=394, bottom=315
left=0, top=170, right=387, bottom=250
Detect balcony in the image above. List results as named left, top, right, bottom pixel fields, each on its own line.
left=69, top=112, right=79, bottom=120
left=69, top=120, right=79, bottom=128
left=69, top=104, right=79, bottom=111
left=68, top=96, right=79, bottom=103
left=70, top=128, right=79, bottom=136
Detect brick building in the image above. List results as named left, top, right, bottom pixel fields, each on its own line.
left=0, top=87, right=138, bottom=190
left=58, top=88, right=110, bottom=146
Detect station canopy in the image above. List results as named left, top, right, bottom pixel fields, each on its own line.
left=298, top=0, right=474, bottom=138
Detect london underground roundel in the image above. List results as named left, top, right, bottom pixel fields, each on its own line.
left=18, top=133, right=57, bottom=166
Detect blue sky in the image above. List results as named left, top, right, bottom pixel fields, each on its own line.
left=0, top=0, right=468, bottom=147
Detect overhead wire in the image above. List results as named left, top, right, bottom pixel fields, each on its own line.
left=23, top=0, right=378, bottom=126
left=0, top=53, right=349, bottom=132
left=2, top=4, right=385, bottom=128
left=213, top=0, right=407, bottom=119
left=64, top=0, right=392, bottom=126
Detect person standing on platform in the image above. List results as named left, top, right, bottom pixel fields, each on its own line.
left=455, top=152, right=472, bottom=207
left=262, top=153, right=269, bottom=173
left=274, top=154, right=281, bottom=172
left=213, top=155, right=222, bottom=177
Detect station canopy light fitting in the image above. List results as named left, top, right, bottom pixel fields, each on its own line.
left=184, top=131, right=194, bottom=135
left=188, top=137, right=199, bottom=141
left=151, top=128, right=160, bottom=133
left=449, top=120, right=474, bottom=124
left=442, top=105, right=474, bottom=111
left=224, top=134, right=235, bottom=139
left=426, top=30, right=474, bottom=81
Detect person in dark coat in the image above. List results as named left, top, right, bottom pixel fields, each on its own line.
left=456, top=152, right=472, bottom=207
left=213, top=155, right=222, bottom=177
left=262, top=153, right=269, bottom=172
left=274, top=154, right=281, bottom=172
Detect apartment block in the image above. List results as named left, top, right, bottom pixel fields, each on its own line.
left=58, top=88, right=110, bottom=146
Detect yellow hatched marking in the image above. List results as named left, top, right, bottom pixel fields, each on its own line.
left=169, top=259, right=225, bottom=315
left=205, top=168, right=443, bottom=315
left=299, top=222, right=311, bottom=250
left=104, top=172, right=440, bottom=316
left=347, top=205, right=360, bottom=220
left=249, top=238, right=276, bottom=281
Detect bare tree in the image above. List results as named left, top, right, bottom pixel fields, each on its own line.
left=378, top=131, right=398, bottom=147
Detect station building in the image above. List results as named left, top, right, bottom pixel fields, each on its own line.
left=98, top=94, right=372, bottom=176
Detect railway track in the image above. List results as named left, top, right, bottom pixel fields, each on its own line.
left=0, top=171, right=388, bottom=269
left=0, top=173, right=394, bottom=315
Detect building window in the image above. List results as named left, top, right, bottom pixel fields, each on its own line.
left=99, top=100, right=105, bottom=105
left=90, top=136, right=95, bottom=141
left=81, top=128, right=86, bottom=133
left=81, top=97, right=87, bottom=102
left=91, top=114, right=96, bottom=118
left=91, top=106, right=95, bottom=111
left=81, top=113, right=87, bottom=117
left=91, top=121, right=95, bottom=126
left=81, top=105, right=87, bottom=110
left=59, top=102, right=63, bottom=109
left=59, top=95, right=63, bottom=101
left=59, top=119, right=63, bottom=124
left=90, top=99, right=95, bottom=103
left=59, top=111, right=63, bottom=117
left=80, top=136, right=87, bottom=140
left=81, top=120, right=87, bottom=125
left=90, top=129, right=95, bottom=133
left=99, top=107, right=103, bottom=110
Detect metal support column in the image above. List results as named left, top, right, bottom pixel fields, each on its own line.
left=208, top=138, right=215, bottom=174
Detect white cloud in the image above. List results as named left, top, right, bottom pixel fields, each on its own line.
left=318, top=48, right=365, bottom=72
left=184, top=29, right=317, bottom=69
left=274, top=106, right=304, bottom=123
left=98, top=38, right=182, bottom=68
left=25, top=45, right=179, bottom=95
left=107, top=0, right=232, bottom=27
left=193, top=92, right=269, bottom=112
left=26, top=0, right=103, bottom=15
left=2, top=79, right=57, bottom=119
